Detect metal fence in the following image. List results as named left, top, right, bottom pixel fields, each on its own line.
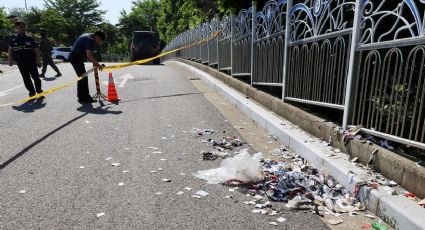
left=161, top=0, right=425, bottom=150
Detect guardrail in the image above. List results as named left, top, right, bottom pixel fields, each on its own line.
left=162, top=0, right=425, bottom=150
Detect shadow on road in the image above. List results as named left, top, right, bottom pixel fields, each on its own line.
left=0, top=104, right=122, bottom=170
left=12, top=98, right=46, bottom=113
left=42, top=77, right=57, bottom=82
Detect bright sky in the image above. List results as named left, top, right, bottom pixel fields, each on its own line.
left=0, top=0, right=133, bottom=25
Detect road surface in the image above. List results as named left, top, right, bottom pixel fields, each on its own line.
left=0, top=63, right=330, bottom=229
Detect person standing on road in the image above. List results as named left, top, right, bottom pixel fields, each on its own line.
left=69, top=30, right=105, bottom=103
left=39, top=28, right=62, bottom=78
left=8, top=20, right=44, bottom=98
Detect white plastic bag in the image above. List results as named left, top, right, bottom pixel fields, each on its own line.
left=194, top=149, right=264, bottom=184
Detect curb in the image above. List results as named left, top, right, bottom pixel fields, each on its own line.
left=168, top=60, right=425, bottom=230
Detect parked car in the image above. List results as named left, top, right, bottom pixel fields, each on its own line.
left=51, top=47, right=72, bottom=62
left=130, top=31, right=161, bottom=64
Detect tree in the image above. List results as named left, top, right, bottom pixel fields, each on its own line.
left=0, top=8, right=12, bottom=36
left=44, top=0, right=105, bottom=41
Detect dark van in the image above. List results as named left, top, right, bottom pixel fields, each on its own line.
left=130, top=31, right=161, bottom=64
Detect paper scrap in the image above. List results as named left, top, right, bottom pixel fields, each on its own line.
left=96, top=212, right=105, bottom=218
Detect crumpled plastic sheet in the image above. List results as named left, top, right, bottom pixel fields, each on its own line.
left=194, top=149, right=264, bottom=185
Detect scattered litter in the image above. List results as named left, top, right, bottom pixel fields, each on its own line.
left=85, top=120, right=90, bottom=124
left=152, top=151, right=162, bottom=154
left=184, top=187, right=192, bottom=191
left=269, top=222, right=278, bottom=226
left=19, top=190, right=26, bottom=194
left=148, top=147, right=159, bottom=150
left=418, top=198, right=425, bottom=207
left=229, top=188, right=238, bottom=192
left=79, top=166, right=85, bottom=169
left=150, top=170, right=158, bottom=173
left=158, top=168, right=163, bottom=171
left=225, top=195, right=233, bottom=199
left=372, top=222, right=388, bottom=230
left=327, top=219, right=344, bottom=225
left=365, top=214, right=376, bottom=219
left=194, top=149, right=264, bottom=185
left=277, top=217, right=286, bottom=223
left=123, top=170, right=130, bottom=173
left=351, top=157, right=359, bottom=163
left=202, top=151, right=219, bottom=161
left=160, top=158, right=167, bottom=161
left=192, top=195, right=202, bottom=199
left=155, top=192, right=163, bottom=195
left=124, top=148, right=130, bottom=150
left=196, top=190, right=209, bottom=197
left=191, top=128, right=214, bottom=136
left=86, top=151, right=90, bottom=154
left=96, top=212, right=105, bottom=218
left=361, top=223, right=373, bottom=229
left=111, top=163, right=120, bottom=167
left=181, top=153, right=187, bottom=155
left=175, top=191, right=184, bottom=195
left=179, top=173, right=186, bottom=176
left=162, top=178, right=172, bottom=182
left=118, top=182, right=124, bottom=186
left=161, top=137, right=168, bottom=140
left=105, top=157, right=112, bottom=161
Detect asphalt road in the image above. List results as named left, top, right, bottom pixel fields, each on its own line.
left=0, top=63, right=329, bottom=229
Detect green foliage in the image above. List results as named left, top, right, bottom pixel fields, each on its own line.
left=0, top=8, right=12, bottom=36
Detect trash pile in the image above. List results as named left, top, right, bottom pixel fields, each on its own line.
left=194, top=127, right=246, bottom=161
left=195, top=147, right=367, bottom=218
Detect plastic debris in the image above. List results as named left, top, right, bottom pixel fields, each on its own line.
left=155, top=192, right=163, bottom=195
left=327, top=219, right=344, bottom=225
left=365, top=214, right=376, bottom=219
left=196, top=190, right=209, bottom=197
left=179, top=173, right=186, bottom=176
left=118, top=182, right=124, bottom=186
left=361, top=223, right=373, bottom=229
left=150, top=170, right=158, bottom=173
left=105, top=157, right=112, bottom=161
left=162, top=178, right=172, bottom=182
left=160, top=158, right=167, bottom=161
left=418, top=198, right=425, bottom=207
left=111, top=163, right=120, bottom=167
left=158, top=168, right=163, bottom=171
left=184, top=187, right=192, bottom=191
left=96, top=212, right=105, bottom=218
left=225, top=195, right=233, bottom=199
left=202, top=151, right=219, bottom=161
left=177, top=191, right=184, bottom=195
left=372, top=223, right=388, bottom=230
left=277, top=217, right=286, bottom=223
left=161, top=137, right=168, bottom=140
left=79, top=166, right=85, bottom=169
left=194, top=149, right=264, bottom=185
left=191, top=128, right=214, bottom=136
left=269, top=222, right=278, bottom=226
left=123, top=170, right=130, bottom=173
left=19, top=190, right=26, bottom=194
left=192, top=195, right=202, bottom=199
left=152, top=151, right=162, bottom=154
left=124, top=148, right=130, bottom=150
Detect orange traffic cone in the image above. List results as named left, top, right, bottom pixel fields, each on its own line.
left=107, top=72, right=120, bottom=102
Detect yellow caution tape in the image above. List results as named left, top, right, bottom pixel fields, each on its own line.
left=0, top=32, right=219, bottom=107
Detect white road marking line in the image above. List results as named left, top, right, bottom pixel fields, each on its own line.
left=0, top=84, right=24, bottom=97
left=118, top=74, right=134, bottom=88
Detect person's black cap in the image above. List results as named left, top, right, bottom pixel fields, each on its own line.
left=94, top=30, right=106, bottom=41
left=15, top=19, right=26, bottom=27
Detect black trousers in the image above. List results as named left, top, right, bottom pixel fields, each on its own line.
left=70, top=55, right=90, bottom=99
left=17, top=61, right=42, bottom=96
left=41, top=57, right=60, bottom=75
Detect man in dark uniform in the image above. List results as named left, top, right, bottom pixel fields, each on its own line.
left=69, top=30, right=105, bottom=103
left=8, top=20, right=44, bottom=98
left=39, top=28, right=62, bottom=78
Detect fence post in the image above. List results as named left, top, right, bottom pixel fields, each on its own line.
left=216, top=14, right=220, bottom=70
left=282, top=0, right=292, bottom=101
left=230, top=14, right=234, bottom=77
left=342, top=0, right=362, bottom=129
left=250, top=1, right=257, bottom=86
left=207, top=21, right=210, bottom=64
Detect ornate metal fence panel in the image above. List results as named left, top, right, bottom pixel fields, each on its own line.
left=232, top=7, right=254, bottom=77
left=285, top=0, right=356, bottom=109
left=208, top=18, right=219, bottom=66
left=200, top=22, right=210, bottom=64
left=218, top=16, right=232, bottom=71
left=350, top=0, right=425, bottom=146
left=252, top=0, right=287, bottom=86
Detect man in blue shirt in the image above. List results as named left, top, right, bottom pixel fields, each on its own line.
left=8, top=20, right=44, bottom=98
left=69, top=30, right=105, bottom=103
